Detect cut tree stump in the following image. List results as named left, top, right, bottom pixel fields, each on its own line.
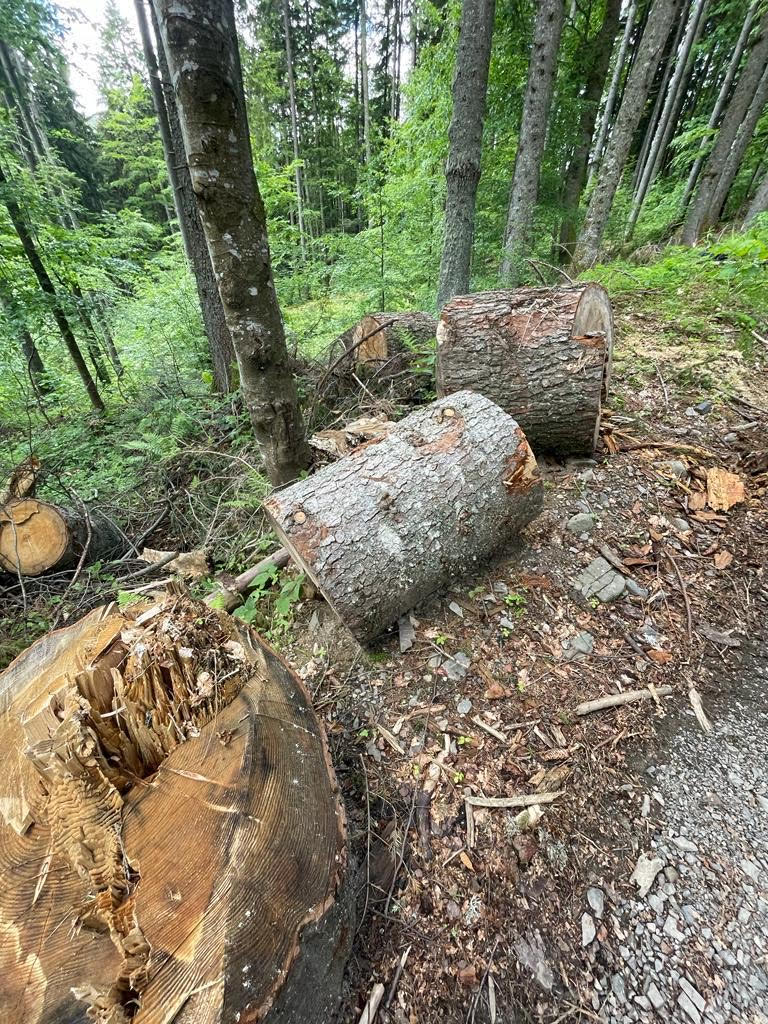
left=0, top=592, right=352, bottom=1024
left=0, top=498, right=124, bottom=576
left=264, top=390, right=543, bottom=643
left=348, top=311, right=438, bottom=375
left=435, top=284, right=614, bottom=455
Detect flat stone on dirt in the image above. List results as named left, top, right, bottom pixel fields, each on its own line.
left=581, top=912, right=596, bottom=946
left=577, top=557, right=626, bottom=603
left=566, top=512, right=596, bottom=535
left=587, top=886, right=605, bottom=917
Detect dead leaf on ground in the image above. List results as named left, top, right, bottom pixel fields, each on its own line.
left=713, top=550, right=734, bottom=569
left=484, top=682, right=509, bottom=700
left=706, top=468, right=746, bottom=511
left=646, top=649, right=673, bottom=664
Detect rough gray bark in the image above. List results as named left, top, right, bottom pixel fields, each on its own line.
left=626, top=0, right=708, bottom=239
left=265, top=391, right=543, bottom=642
left=707, top=64, right=768, bottom=225
left=360, top=0, right=372, bottom=165
left=574, top=0, right=677, bottom=269
left=558, top=0, right=621, bottom=262
left=436, top=0, right=495, bottom=310
left=138, top=0, right=236, bottom=393
left=349, top=311, right=438, bottom=373
left=682, top=11, right=768, bottom=244
left=436, top=285, right=614, bottom=455
left=500, top=0, right=564, bottom=284
left=682, top=0, right=758, bottom=210
left=744, top=165, right=768, bottom=227
left=588, top=0, right=636, bottom=187
left=153, top=0, right=309, bottom=486
left=0, top=164, right=104, bottom=411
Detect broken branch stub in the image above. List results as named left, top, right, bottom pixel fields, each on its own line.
left=264, top=391, right=543, bottom=643
left=436, top=284, right=614, bottom=455
left=0, top=594, right=352, bottom=1024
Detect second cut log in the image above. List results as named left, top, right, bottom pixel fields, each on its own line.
left=348, top=311, right=438, bottom=375
left=436, top=284, right=614, bottom=455
left=264, top=390, right=543, bottom=643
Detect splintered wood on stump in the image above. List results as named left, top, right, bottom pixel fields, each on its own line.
left=0, top=498, right=124, bottom=576
left=435, top=284, right=614, bottom=455
left=264, top=390, right=543, bottom=643
left=348, top=311, right=438, bottom=375
left=0, top=592, right=351, bottom=1024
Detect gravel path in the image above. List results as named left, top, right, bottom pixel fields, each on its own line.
left=587, top=653, right=768, bottom=1023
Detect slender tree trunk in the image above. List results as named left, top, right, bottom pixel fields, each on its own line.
left=500, top=0, right=564, bottom=284
left=436, top=0, right=496, bottom=310
left=0, top=285, right=49, bottom=393
left=361, top=0, right=372, bottom=166
left=0, top=165, right=104, bottom=411
left=573, top=0, right=677, bottom=269
left=558, top=0, right=621, bottom=262
left=631, top=4, right=686, bottom=191
left=281, top=0, right=307, bottom=262
left=744, top=165, right=768, bottom=227
left=68, top=278, right=111, bottom=384
left=626, top=0, right=708, bottom=240
left=682, top=0, right=758, bottom=210
left=588, top=0, right=636, bottom=187
left=137, top=0, right=236, bottom=392
left=682, top=11, right=768, bottom=244
left=152, top=0, right=309, bottom=486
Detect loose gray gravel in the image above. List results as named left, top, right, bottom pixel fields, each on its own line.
left=588, top=655, right=768, bottom=1023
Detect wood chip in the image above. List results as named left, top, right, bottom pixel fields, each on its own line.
left=706, top=468, right=746, bottom=511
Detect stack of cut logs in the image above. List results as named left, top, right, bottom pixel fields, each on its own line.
left=0, top=285, right=613, bottom=1023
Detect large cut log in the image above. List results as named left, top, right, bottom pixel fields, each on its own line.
left=264, top=390, right=543, bottom=643
left=435, top=284, right=614, bottom=455
left=0, top=592, right=351, bottom=1024
left=0, top=497, right=124, bottom=576
left=348, top=311, right=438, bottom=375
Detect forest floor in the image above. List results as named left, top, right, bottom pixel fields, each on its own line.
left=2, top=272, right=767, bottom=1023
left=274, top=289, right=768, bottom=1023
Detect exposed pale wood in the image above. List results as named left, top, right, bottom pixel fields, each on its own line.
left=0, top=498, right=123, bottom=576
left=264, top=391, right=543, bottom=642
left=349, top=311, right=437, bottom=374
left=0, top=455, right=40, bottom=505
left=706, top=468, right=746, bottom=511
left=464, top=791, right=563, bottom=809
left=0, top=593, right=351, bottom=1023
left=575, top=685, right=674, bottom=716
left=358, top=982, right=385, bottom=1024
left=436, top=285, right=614, bottom=455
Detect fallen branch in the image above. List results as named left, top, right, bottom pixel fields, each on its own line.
left=688, top=686, right=712, bottom=733
left=576, top=685, right=674, bottom=716
left=471, top=715, right=507, bottom=743
left=616, top=437, right=717, bottom=459
left=465, top=790, right=563, bottom=810
left=205, top=546, right=291, bottom=612
left=386, top=945, right=412, bottom=1009
left=358, top=982, right=386, bottom=1024
left=665, top=549, right=693, bottom=641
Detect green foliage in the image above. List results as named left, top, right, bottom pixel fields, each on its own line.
left=233, top=569, right=306, bottom=639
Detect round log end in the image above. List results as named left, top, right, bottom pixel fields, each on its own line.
left=0, top=499, right=70, bottom=576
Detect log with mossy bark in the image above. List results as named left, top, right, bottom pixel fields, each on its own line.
left=435, top=284, right=614, bottom=455
left=264, top=390, right=543, bottom=643
left=0, top=498, right=125, bottom=576
left=347, top=311, right=438, bottom=375
left=0, top=591, right=352, bottom=1024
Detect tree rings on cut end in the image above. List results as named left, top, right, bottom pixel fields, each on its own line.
left=0, top=499, right=70, bottom=576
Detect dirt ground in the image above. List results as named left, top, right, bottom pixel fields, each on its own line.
left=279, top=297, right=768, bottom=1023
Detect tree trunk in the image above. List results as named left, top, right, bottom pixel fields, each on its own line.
left=0, top=593, right=352, bottom=1023
left=500, top=0, right=564, bottom=284
left=681, top=0, right=758, bottom=210
left=0, top=165, right=104, bottom=411
left=265, top=390, right=543, bottom=643
left=152, top=0, right=309, bottom=486
left=587, top=0, right=636, bottom=187
left=558, top=0, right=621, bottom=262
left=0, top=285, right=49, bottom=392
left=709, top=64, right=768, bottom=224
left=682, top=13, right=768, bottom=243
left=744, top=165, right=768, bottom=227
left=436, top=0, right=496, bottom=310
left=626, top=0, right=708, bottom=240
left=282, top=0, right=307, bottom=262
left=573, top=0, right=677, bottom=269
left=137, top=0, right=236, bottom=393
left=436, top=284, right=614, bottom=455
left=0, top=498, right=124, bottom=576
left=348, top=310, right=438, bottom=373
left=361, top=0, right=372, bottom=165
